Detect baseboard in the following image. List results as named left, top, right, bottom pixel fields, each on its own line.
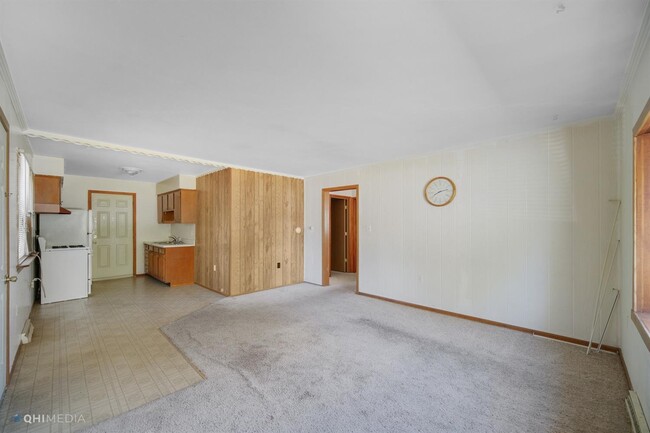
left=357, top=292, right=621, bottom=354
left=7, top=342, right=24, bottom=386
left=620, top=350, right=634, bottom=390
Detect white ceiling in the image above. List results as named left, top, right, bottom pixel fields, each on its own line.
left=29, top=138, right=213, bottom=183
left=0, top=0, right=646, bottom=178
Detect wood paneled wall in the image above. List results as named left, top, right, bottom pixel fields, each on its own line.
left=195, top=168, right=304, bottom=296
left=195, top=169, right=231, bottom=294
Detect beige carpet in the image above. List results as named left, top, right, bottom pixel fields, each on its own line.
left=85, top=274, right=630, bottom=433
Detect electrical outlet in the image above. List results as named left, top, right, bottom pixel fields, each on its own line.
left=277, top=262, right=281, bottom=269
left=213, top=265, right=216, bottom=272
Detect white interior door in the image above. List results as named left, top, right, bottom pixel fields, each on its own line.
left=0, top=111, right=8, bottom=394
left=91, top=193, right=134, bottom=280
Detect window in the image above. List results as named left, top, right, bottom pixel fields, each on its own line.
left=17, top=151, right=33, bottom=264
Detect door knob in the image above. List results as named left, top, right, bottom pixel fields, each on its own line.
left=4, top=275, right=17, bottom=283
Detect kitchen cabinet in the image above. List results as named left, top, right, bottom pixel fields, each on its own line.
left=34, top=175, right=70, bottom=214
left=157, top=195, right=163, bottom=223
left=144, top=244, right=194, bottom=286
left=157, top=189, right=196, bottom=224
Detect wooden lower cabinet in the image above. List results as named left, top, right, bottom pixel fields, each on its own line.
left=145, top=244, right=194, bottom=287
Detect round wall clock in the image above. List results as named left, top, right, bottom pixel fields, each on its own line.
left=424, top=176, right=456, bottom=207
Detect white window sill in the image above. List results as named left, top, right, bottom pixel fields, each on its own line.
left=632, top=310, right=650, bottom=352
left=16, top=253, right=37, bottom=271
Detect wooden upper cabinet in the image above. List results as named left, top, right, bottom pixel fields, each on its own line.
left=34, top=175, right=69, bottom=214
left=157, top=189, right=196, bottom=224
left=157, top=194, right=163, bottom=223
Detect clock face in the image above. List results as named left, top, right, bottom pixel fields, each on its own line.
left=424, top=177, right=456, bottom=207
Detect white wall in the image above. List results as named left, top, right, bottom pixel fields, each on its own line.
left=330, top=190, right=356, bottom=197
left=0, top=73, right=34, bottom=371
left=156, top=174, right=196, bottom=194
left=305, top=118, right=620, bottom=346
left=32, top=154, right=64, bottom=176
left=171, top=224, right=195, bottom=244
left=61, top=175, right=170, bottom=274
left=619, top=21, right=650, bottom=417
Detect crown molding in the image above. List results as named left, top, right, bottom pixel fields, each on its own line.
left=22, top=129, right=304, bottom=179
left=0, top=38, right=28, bottom=131
left=616, top=0, right=650, bottom=114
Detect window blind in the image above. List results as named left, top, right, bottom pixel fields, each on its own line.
left=17, top=152, right=33, bottom=261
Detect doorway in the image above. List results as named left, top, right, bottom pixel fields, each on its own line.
left=88, top=191, right=136, bottom=280
left=322, top=185, right=359, bottom=291
left=330, top=193, right=357, bottom=273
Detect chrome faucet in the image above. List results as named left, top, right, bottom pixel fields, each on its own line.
left=169, top=235, right=181, bottom=244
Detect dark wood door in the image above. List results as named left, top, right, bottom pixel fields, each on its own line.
left=330, top=197, right=347, bottom=272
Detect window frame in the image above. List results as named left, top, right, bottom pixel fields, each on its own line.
left=633, top=96, right=650, bottom=351
left=16, top=151, right=34, bottom=269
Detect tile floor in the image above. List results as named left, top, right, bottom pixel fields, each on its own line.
left=0, top=276, right=220, bottom=432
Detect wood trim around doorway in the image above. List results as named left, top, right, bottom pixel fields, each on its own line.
left=633, top=96, right=650, bottom=352
left=88, top=190, right=137, bottom=276
left=322, top=185, right=359, bottom=291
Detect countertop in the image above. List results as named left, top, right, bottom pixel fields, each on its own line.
left=144, top=241, right=195, bottom=248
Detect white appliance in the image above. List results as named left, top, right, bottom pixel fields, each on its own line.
left=39, top=209, right=93, bottom=304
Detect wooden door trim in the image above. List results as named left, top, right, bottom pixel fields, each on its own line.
left=347, top=196, right=358, bottom=273
left=1, top=106, right=9, bottom=385
left=88, top=190, right=137, bottom=276
left=634, top=96, right=650, bottom=136
left=633, top=96, right=650, bottom=351
left=322, top=184, right=359, bottom=292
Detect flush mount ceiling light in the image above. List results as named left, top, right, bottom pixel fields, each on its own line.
left=121, top=166, right=143, bottom=176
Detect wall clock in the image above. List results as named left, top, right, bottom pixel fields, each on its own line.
left=424, top=176, right=456, bottom=207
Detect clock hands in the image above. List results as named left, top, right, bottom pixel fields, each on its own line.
left=432, top=189, right=449, bottom=198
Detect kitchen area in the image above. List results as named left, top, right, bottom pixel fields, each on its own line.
left=29, top=157, right=304, bottom=304
left=144, top=186, right=197, bottom=287
left=31, top=158, right=202, bottom=306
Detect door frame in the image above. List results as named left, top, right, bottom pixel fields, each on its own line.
left=88, top=190, right=137, bottom=277
left=321, top=185, right=359, bottom=291
left=1, top=106, right=9, bottom=385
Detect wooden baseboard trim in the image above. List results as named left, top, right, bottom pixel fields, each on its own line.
left=619, top=350, right=633, bottom=390
left=357, top=292, right=621, bottom=354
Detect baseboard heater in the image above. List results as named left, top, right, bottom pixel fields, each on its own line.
left=20, top=319, right=33, bottom=344
left=627, top=391, right=650, bottom=433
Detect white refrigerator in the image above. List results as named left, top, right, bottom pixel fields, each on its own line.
left=39, top=209, right=93, bottom=304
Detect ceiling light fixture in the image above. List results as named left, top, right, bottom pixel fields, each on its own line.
left=121, top=166, right=143, bottom=176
